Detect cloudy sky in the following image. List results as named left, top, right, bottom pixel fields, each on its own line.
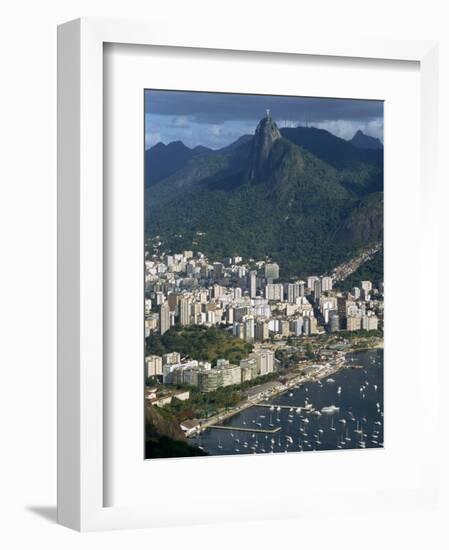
left=145, top=90, right=383, bottom=150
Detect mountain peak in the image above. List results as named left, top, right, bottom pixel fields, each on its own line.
left=350, top=130, right=383, bottom=150
left=249, top=113, right=281, bottom=181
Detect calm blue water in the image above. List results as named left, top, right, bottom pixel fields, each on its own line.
left=190, top=349, right=383, bottom=455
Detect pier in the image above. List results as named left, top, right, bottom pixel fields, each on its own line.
left=254, top=404, right=299, bottom=410
left=208, top=425, right=281, bottom=434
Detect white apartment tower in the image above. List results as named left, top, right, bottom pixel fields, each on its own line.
left=160, top=301, right=170, bottom=335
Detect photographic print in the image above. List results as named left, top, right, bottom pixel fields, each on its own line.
left=144, top=90, right=383, bottom=459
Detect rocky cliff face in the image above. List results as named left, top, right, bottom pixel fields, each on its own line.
left=144, top=403, right=208, bottom=459
left=145, top=403, right=185, bottom=441
left=249, top=112, right=281, bottom=182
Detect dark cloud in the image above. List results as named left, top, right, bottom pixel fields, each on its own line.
left=145, top=90, right=383, bottom=125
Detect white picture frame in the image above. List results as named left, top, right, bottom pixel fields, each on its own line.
left=57, top=17, right=440, bottom=531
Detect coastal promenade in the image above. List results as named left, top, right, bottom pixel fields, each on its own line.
left=191, top=356, right=348, bottom=436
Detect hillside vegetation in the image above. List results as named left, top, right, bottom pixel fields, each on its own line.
left=145, top=117, right=383, bottom=277
left=146, top=325, right=253, bottom=365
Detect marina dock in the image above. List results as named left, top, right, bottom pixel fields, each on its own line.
left=254, top=404, right=297, bottom=410
left=208, top=425, right=281, bottom=434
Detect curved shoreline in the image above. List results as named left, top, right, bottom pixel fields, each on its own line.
left=194, top=347, right=383, bottom=435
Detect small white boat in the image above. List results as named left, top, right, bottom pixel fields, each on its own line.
left=321, top=405, right=340, bottom=414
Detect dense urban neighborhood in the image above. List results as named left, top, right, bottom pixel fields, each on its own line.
left=144, top=245, right=383, bottom=453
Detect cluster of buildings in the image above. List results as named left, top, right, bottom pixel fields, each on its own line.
left=144, top=385, right=190, bottom=407
left=144, top=249, right=383, bottom=346
left=318, top=279, right=381, bottom=334
left=146, top=348, right=276, bottom=393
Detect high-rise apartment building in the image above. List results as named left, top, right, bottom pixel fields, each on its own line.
left=287, top=282, right=302, bottom=303
left=329, top=312, right=340, bottom=333
left=251, top=349, right=275, bottom=376
left=346, top=315, right=362, bottom=331
left=255, top=319, right=270, bottom=341
left=265, top=283, right=284, bottom=301
left=179, top=297, right=192, bottom=326
left=321, top=276, right=333, bottom=292
left=160, top=301, right=170, bottom=335
left=243, top=316, right=255, bottom=343
left=307, top=276, right=319, bottom=290
left=361, top=281, right=373, bottom=293
left=145, top=355, right=163, bottom=377
left=313, top=279, right=322, bottom=301
left=249, top=270, right=257, bottom=298
left=264, top=262, right=280, bottom=280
